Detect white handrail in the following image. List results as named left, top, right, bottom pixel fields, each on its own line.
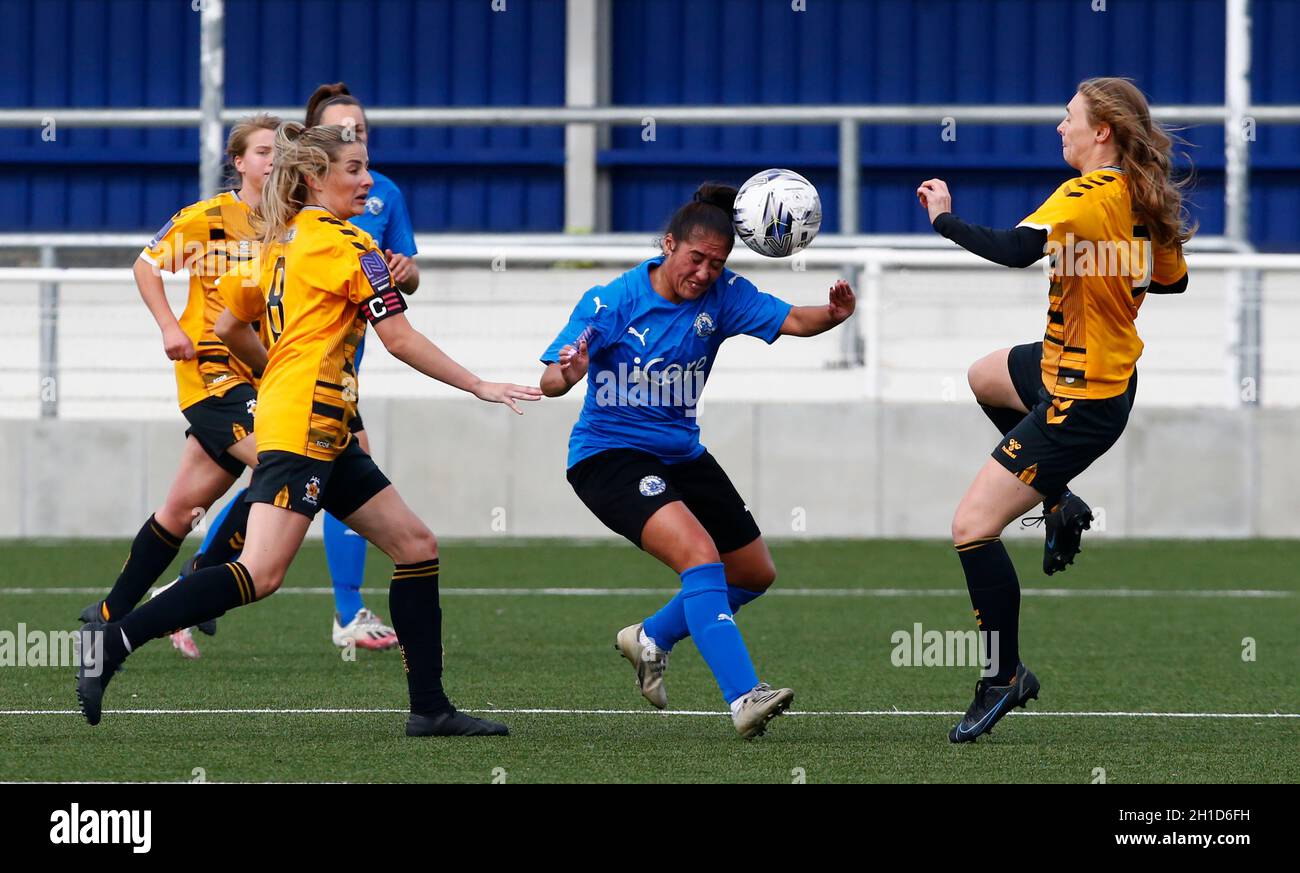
left=0, top=232, right=1256, bottom=253
left=2, top=250, right=1298, bottom=283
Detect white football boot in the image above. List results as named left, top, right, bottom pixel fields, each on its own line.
left=332, top=608, right=399, bottom=651
left=731, top=683, right=795, bottom=739
left=615, top=623, right=670, bottom=709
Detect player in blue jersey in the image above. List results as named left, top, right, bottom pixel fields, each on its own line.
left=192, top=84, right=420, bottom=652
left=540, top=183, right=856, bottom=738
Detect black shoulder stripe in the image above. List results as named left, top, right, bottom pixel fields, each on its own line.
left=339, top=228, right=357, bottom=236
left=1066, top=191, right=1084, bottom=198
left=351, top=242, right=367, bottom=250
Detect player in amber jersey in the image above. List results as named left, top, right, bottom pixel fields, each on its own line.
left=77, top=122, right=542, bottom=738
left=194, top=83, right=419, bottom=652
left=78, top=115, right=282, bottom=659
left=916, top=78, right=1193, bottom=742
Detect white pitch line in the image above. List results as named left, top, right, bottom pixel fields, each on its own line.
left=0, top=586, right=1293, bottom=599
left=1, top=708, right=1296, bottom=719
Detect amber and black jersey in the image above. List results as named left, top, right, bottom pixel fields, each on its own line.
left=140, top=190, right=264, bottom=410
left=1018, top=168, right=1187, bottom=400
left=219, top=207, right=405, bottom=461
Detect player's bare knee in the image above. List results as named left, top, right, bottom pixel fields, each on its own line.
left=394, top=524, right=438, bottom=565
left=154, top=505, right=195, bottom=540
left=249, top=566, right=284, bottom=600
left=951, top=510, right=987, bottom=545
left=967, top=359, right=995, bottom=404
left=748, top=562, right=777, bottom=591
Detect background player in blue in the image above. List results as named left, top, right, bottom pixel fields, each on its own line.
left=540, top=183, right=856, bottom=738
left=193, top=84, right=420, bottom=651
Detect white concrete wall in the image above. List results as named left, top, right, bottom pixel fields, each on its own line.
left=1, top=399, right=1295, bottom=540
left=2, top=263, right=1298, bottom=418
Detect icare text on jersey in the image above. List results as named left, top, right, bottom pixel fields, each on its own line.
left=219, top=207, right=405, bottom=461
left=541, top=256, right=792, bottom=468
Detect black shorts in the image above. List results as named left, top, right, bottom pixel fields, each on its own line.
left=182, top=383, right=257, bottom=477
left=994, top=342, right=1138, bottom=499
left=566, top=449, right=761, bottom=554
left=245, top=440, right=391, bottom=520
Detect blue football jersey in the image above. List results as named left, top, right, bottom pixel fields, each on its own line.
left=348, top=170, right=417, bottom=257
left=348, top=170, right=416, bottom=368
left=542, top=256, right=792, bottom=468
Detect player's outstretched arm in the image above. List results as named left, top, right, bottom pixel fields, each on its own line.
left=917, top=178, right=1046, bottom=269
left=373, top=312, right=542, bottom=414
left=779, top=280, right=855, bottom=337
left=133, top=257, right=194, bottom=361
left=540, top=338, right=589, bottom=397
left=214, top=308, right=269, bottom=376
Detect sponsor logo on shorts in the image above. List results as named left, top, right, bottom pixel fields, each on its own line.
left=304, top=476, right=321, bottom=506
left=246, top=398, right=257, bottom=415
left=1001, top=438, right=1022, bottom=460
left=638, top=475, right=666, bottom=497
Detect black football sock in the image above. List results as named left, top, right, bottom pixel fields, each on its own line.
left=389, top=559, right=451, bottom=715
left=102, top=515, right=186, bottom=620
left=194, top=497, right=252, bottom=568
left=955, top=537, right=1020, bottom=684
left=979, top=403, right=1027, bottom=437
left=113, top=562, right=256, bottom=655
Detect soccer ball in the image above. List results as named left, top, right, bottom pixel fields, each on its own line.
left=733, top=168, right=822, bottom=257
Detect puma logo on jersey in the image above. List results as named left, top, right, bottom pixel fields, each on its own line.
left=627, top=326, right=650, bottom=347
left=593, top=297, right=607, bottom=314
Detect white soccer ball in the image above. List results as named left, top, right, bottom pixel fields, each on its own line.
left=733, top=168, right=822, bottom=257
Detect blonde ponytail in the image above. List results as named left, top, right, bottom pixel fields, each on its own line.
left=258, top=122, right=355, bottom=246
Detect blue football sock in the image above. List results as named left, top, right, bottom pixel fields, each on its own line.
left=197, top=491, right=243, bottom=556
left=642, top=592, right=689, bottom=652
left=324, top=512, right=367, bottom=625
left=728, top=586, right=764, bottom=613
left=643, top=585, right=766, bottom=652
left=680, top=563, right=759, bottom=704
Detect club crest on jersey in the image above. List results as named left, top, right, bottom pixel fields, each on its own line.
left=304, top=477, right=321, bottom=506
left=365, top=195, right=384, bottom=216
left=638, top=475, right=666, bottom=497
left=694, top=312, right=715, bottom=338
